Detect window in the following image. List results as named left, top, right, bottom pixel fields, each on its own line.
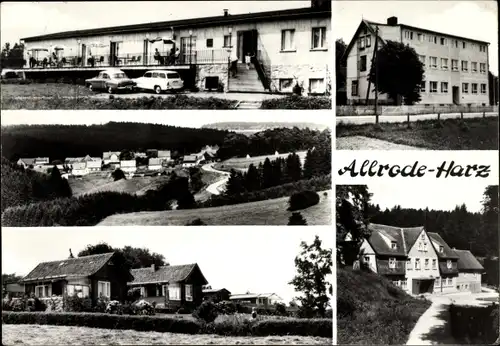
left=480, top=45, right=486, bottom=52
left=67, top=284, right=90, bottom=298
left=309, top=78, right=324, bottom=93
left=365, top=36, right=371, bottom=47
left=418, top=242, right=423, bottom=251
left=435, top=277, right=441, bottom=287
left=168, top=283, right=181, bottom=300
left=441, top=82, right=448, bottom=93
left=144, top=72, right=152, bottom=78
left=462, top=83, right=469, bottom=93
left=279, top=78, right=294, bottom=92
left=391, top=241, right=397, bottom=250
left=206, top=38, right=213, bottom=48
left=447, top=260, right=452, bottom=269
left=407, top=258, right=412, bottom=270
left=424, top=242, right=428, bottom=252
left=430, top=81, right=438, bottom=93
left=434, top=36, right=437, bottom=44
left=481, top=84, right=487, bottom=94
left=311, top=27, right=326, bottom=49
left=441, top=58, right=448, bottom=70
left=472, top=83, right=478, bottom=94
left=480, top=63, right=486, bottom=73
left=417, top=33, right=423, bottom=41
left=35, top=285, right=49, bottom=298
left=471, top=62, right=477, bottom=72
left=439, top=246, right=444, bottom=253
left=432, top=259, right=437, bottom=269
left=152, top=72, right=159, bottom=78
left=424, top=259, right=429, bottom=270
left=420, top=81, right=426, bottom=92
left=453, top=40, right=458, bottom=48
left=359, top=55, right=367, bottom=72
left=401, top=280, right=407, bottom=289
left=452, top=59, right=459, bottom=71
left=185, top=284, right=193, bottom=301
left=419, top=55, right=426, bottom=64
left=389, top=257, right=396, bottom=269
left=415, top=258, right=421, bottom=270
left=447, top=278, right=452, bottom=286
left=223, top=35, right=232, bottom=48
left=359, top=37, right=365, bottom=49
left=430, top=56, right=437, bottom=68
left=351, top=80, right=358, bottom=96
left=440, top=37, right=447, bottom=45
left=281, top=29, right=295, bottom=51
left=98, top=281, right=110, bottom=298
left=461, top=60, right=468, bottom=72
left=364, top=256, right=370, bottom=264
left=463, top=41, right=466, bottom=49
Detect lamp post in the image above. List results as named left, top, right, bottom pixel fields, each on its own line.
left=145, top=33, right=150, bottom=65
left=77, top=39, right=81, bottom=66
left=189, top=29, right=193, bottom=65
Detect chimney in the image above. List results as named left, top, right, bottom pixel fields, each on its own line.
left=387, top=16, right=398, bottom=26
left=69, top=248, right=74, bottom=259
left=151, top=263, right=155, bottom=271
left=223, top=9, right=229, bottom=17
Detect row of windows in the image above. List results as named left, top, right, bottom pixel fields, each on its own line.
left=421, top=81, right=487, bottom=94
left=434, top=277, right=454, bottom=287
left=419, top=55, right=487, bottom=73
left=404, top=30, right=487, bottom=52
left=392, top=279, right=407, bottom=290
left=279, top=78, right=325, bottom=93
left=35, top=281, right=109, bottom=298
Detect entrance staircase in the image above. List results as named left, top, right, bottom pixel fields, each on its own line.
left=228, top=63, right=266, bottom=93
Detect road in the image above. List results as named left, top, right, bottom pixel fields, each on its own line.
left=337, top=112, right=499, bottom=125
left=201, top=163, right=230, bottom=195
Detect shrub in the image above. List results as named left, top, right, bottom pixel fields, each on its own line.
left=260, top=95, right=331, bottom=109
left=2, top=311, right=201, bottom=334
left=192, top=301, right=219, bottom=323
left=2, top=298, right=13, bottom=311
left=133, top=300, right=155, bottom=315
left=216, top=301, right=237, bottom=315
left=274, top=302, right=288, bottom=316
left=64, top=295, right=92, bottom=312
left=186, top=218, right=206, bottom=225
left=105, top=300, right=122, bottom=315
left=26, top=297, right=46, bottom=312
left=288, top=190, right=320, bottom=211
left=288, top=212, right=308, bottom=225
left=252, top=318, right=332, bottom=337
left=9, top=298, right=26, bottom=312
left=449, top=303, right=499, bottom=343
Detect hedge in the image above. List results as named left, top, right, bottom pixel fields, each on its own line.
left=449, top=303, right=499, bottom=343
left=2, top=311, right=332, bottom=337
left=2, top=311, right=200, bottom=334
left=260, top=95, right=331, bottom=109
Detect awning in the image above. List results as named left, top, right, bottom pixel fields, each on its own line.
left=52, top=45, right=66, bottom=51
left=148, top=36, right=174, bottom=43
left=28, top=47, right=49, bottom=52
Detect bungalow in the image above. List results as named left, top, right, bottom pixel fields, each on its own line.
left=148, top=158, right=163, bottom=171
left=16, top=158, right=36, bottom=169
left=454, top=249, right=484, bottom=293
left=120, top=160, right=137, bottom=173
left=127, top=263, right=208, bottom=309
left=103, top=151, right=121, bottom=165
left=20, top=252, right=132, bottom=302
left=182, top=155, right=201, bottom=168
left=230, top=292, right=284, bottom=307
left=202, top=288, right=231, bottom=302
left=157, top=150, right=172, bottom=163
left=71, top=162, right=89, bottom=176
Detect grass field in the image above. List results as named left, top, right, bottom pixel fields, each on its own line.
left=1, top=324, right=331, bottom=345
left=214, top=151, right=308, bottom=172
left=336, top=117, right=499, bottom=150
left=98, top=190, right=331, bottom=226
left=0, top=83, right=95, bottom=98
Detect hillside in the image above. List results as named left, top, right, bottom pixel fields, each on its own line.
left=98, top=190, right=332, bottom=226
left=214, top=151, right=307, bottom=172
left=70, top=175, right=171, bottom=197
left=202, top=122, right=329, bottom=131
left=337, top=268, right=431, bottom=345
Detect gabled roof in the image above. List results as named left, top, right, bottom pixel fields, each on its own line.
left=202, top=288, right=231, bottom=294
left=367, top=223, right=423, bottom=256
left=103, top=151, right=121, bottom=160
left=455, top=249, right=484, bottom=271
left=21, top=252, right=115, bottom=282
left=18, top=158, right=36, bottom=165
left=157, top=150, right=171, bottom=158
left=183, top=155, right=199, bottom=162
left=22, top=7, right=330, bottom=42
left=342, top=19, right=387, bottom=62
left=128, top=263, right=208, bottom=286
left=427, top=233, right=459, bottom=259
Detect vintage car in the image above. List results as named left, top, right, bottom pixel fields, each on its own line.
left=85, top=69, right=136, bottom=93
left=133, top=70, right=184, bottom=94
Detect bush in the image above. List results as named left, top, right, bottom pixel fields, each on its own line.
left=252, top=318, right=332, bottom=337
left=449, top=303, right=499, bottom=343
left=2, top=298, right=12, bottom=311
left=192, top=301, right=219, bottom=323
left=261, top=95, right=331, bottom=109
left=64, top=295, right=92, bottom=312
left=216, top=301, right=237, bottom=315
left=274, top=303, right=288, bottom=316
left=288, top=190, right=320, bottom=211
left=186, top=218, right=206, bottom=225
left=288, top=212, right=308, bottom=225
left=105, top=300, right=123, bottom=315
left=26, top=297, right=46, bottom=312
left=133, top=300, right=155, bottom=315
left=2, top=311, right=201, bottom=334
left=126, top=287, right=142, bottom=302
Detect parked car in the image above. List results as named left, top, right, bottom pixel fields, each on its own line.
left=85, top=69, right=136, bottom=93
left=133, top=70, right=184, bottom=94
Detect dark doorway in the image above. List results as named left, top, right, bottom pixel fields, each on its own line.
left=412, top=279, right=434, bottom=294
left=110, top=42, right=117, bottom=67
left=452, top=86, right=459, bottom=105
left=237, top=30, right=258, bottom=62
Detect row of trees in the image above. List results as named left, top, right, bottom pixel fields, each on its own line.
left=337, top=185, right=499, bottom=266
left=0, top=42, right=25, bottom=69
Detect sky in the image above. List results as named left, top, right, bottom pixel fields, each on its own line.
left=0, top=1, right=310, bottom=45
left=368, top=181, right=490, bottom=213
left=1, top=227, right=333, bottom=304
left=0, top=110, right=331, bottom=128
left=334, top=0, right=499, bottom=75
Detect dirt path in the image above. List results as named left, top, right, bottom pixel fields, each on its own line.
left=336, top=135, right=424, bottom=150
left=201, top=163, right=229, bottom=195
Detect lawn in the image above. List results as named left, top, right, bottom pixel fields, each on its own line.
left=98, top=190, right=332, bottom=226
left=0, top=83, right=94, bottom=98
left=214, top=151, right=308, bottom=172
left=1, top=324, right=332, bottom=345
left=336, top=117, right=499, bottom=150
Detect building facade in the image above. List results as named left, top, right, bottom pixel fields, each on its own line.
left=345, top=17, right=489, bottom=105
left=20, top=2, right=330, bottom=94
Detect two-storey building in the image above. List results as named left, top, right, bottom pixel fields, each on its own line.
left=344, top=17, right=489, bottom=105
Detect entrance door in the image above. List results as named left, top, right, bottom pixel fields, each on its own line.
left=238, top=30, right=258, bottom=62
left=180, top=37, right=196, bottom=64
left=110, top=42, right=117, bottom=67
left=452, top=86, right=459, bottom=105
left=81, top=44, right=87, bottom=67
left=143, top=40, right=149, bottom=65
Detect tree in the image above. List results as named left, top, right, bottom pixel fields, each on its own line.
left=119, top=150, right=135, bottom=161
left=112, top=168, right=126, bottom=181
left=188, top=167, right=203, bottom=193
left=244, top=164, right=261, bottom=191
left=261, top=158, right=273, bottom=188
left=480, top=185, right=499, bottom=258
left=369, top=40, right=424, bottom=105
left=49, top=165, right=72, bottom=198
left=336, top=185, right=372, bottom=266
left=1, top=273, right=23, bottom=290
left=288, top=212, right=308, bottom=225
left=0, top=42, right=25, bottom=69
left=289, top=235, right=332, bottom=318
left=336, top=39, right=348, bottom=104
left=225, top=169, right=245, bottom=195
left=285, top=152, right=302, bottom=182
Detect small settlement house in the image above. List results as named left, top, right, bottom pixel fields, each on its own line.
left=148, top=158, right=163, bottom=171
left=157, top=150, right=172, bottom=164
left=17, top=158, right=36, bottom=169
left=182, top=155, right=201, bottom=168
left=103, top=151, right=121, bottom=165
left=202, top=288, right=231, bottom=302
left=20, top=251, right=132, bottom=302
left=127, top=263, right=208, bottom=309
left=455, top=249, right=484, bottom=293
left=16, top=157, right=50, bottom=170
left=120, top=160, right=137, bottom=173
left=230, top=292, right=284, bottom=307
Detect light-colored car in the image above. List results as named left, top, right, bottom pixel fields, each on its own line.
left=133, top=70, right=184, bottom=94
left=85, top=69, right=136, bottom=94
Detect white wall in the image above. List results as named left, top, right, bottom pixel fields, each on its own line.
left=360, top=239, right=377, bottom=273
left=406, top=230, right=441, bottom=293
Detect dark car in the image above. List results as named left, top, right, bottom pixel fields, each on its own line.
left=85, top=69, right=136, bottom=94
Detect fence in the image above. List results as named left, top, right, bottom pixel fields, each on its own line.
left=337, top=104, right=499, bottom=117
